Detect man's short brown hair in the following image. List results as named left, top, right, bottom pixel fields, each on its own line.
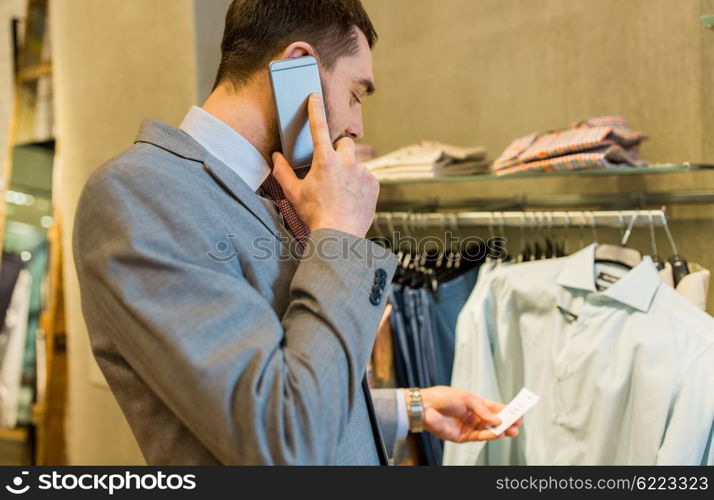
left=214, top=0, right=377, bottom=90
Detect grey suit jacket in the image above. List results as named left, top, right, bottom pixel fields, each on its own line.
left=73, top=119, right=400, bottom=465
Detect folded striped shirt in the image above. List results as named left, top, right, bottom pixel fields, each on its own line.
left=494, top=144, right=644, bottom=176
left=494, top=115, right=647, bottom=175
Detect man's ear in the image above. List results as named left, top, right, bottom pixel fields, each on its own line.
left=279, top=41, right=318, bottom=60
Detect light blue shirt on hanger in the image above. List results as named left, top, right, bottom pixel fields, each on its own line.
left=444, top=244, right=714, bottom=465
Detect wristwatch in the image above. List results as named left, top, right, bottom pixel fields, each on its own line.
left=407, top=387, right=424, bottom=433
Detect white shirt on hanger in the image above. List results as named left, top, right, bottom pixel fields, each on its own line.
left=659, top=261, right=710, bottom=311
left=444, top=244, right=714, bottom=465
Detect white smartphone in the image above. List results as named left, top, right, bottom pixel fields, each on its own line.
left=268, top=55, right=325, bottom=170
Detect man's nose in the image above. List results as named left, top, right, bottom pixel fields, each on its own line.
left=346, top=115, right=364, bottom=140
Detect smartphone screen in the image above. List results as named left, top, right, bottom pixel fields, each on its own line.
left=268, top=55, right=324, bottom=169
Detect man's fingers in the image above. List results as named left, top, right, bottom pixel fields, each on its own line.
left=467, top=396, right=501, bottom=427
left=465, top=429, right=501, bottom=442
left=483, top=400, right=506, bottom=413
left=271, top=152, right=299, bottom=201
left=504, top=426, right=520, bottom=438
left=335, top=136, right=356, bottom=160
left=307, top=93, right=333, bottom=155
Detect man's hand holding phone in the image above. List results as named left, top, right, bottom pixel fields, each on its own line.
left=272, top=94, right=379, bottom=239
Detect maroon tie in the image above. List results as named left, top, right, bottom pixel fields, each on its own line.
left=261, top=174, right=311, bottom=250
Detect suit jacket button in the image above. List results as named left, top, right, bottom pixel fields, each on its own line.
left=369, top=291, right=382, bottom=305
left=374, top=276, right=387, bottom=289
left=376, top=269, right=387, bottom=279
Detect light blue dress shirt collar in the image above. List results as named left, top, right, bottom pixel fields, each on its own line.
left=555, top=243, right=661, bottom=313
left=179, top=106, right=271, bottom=192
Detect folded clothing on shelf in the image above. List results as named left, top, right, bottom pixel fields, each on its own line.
left=493, top=116, right=648, bottom=176
left=364, top=141, right=490, bottom=181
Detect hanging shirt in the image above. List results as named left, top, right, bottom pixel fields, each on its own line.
left=658, top=261, right=710, bottom=311
left=0, top=270, right=32, bottom=428
left=444, top=244, right=714, bottom=465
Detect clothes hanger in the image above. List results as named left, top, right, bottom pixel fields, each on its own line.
left=496, top=211, right=509, bottom=262
left=405, top=214, right=421, bottom=288
left=418, top=214, right=436, bottom=288
left=487, top=212, right=498, bottom=261
left=559, top=212, right=570, bottom=257
left=647, top=212, right=665, bottom=270
left=544, top=212, right=556, bottom=259
left=433, top=214, right=446, bottom=272
left=533, top=213, right=544, bottom=260
left=439, top=213, right=459, bottom=281
left=517, top=213, right=527, bottom=262
left=660, top=207, right=689, bottom=286
left=523, top=212, right=535, bottom=262
left=418, top=214, right=441, bottom=290
left=589, top=211, right=598, bottom=243
left=449, top=212, right=462, bottom=274
left=385, top=212, right=397, bottom=253
left=394, top=214, right=414, bottom=284
left=593, top=211, right=642, bottom=269
left=435, top=213, right=458, bottom=281
left=578, top=212, right=586, bottom=250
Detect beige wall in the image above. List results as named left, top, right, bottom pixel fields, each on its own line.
left=193, top=0, right=233, bottom=102
left=703, top=2, right=714, bottom=160
left=51, top=0, right=198, bottom=465
left=362, top=0, right=713, bottom=164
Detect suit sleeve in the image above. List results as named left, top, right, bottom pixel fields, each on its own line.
left=73, top=163, right=397, bottom=465
left=371, top=388, right=408, bottom=456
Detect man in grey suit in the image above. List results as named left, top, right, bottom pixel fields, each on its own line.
left=73, top=0, right=520, bottom=465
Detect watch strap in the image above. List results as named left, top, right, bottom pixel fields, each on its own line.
left=407, top=387, right=424, bottom=433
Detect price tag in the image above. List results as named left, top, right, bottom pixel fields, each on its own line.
left=488, top=387, right=540, bottom=436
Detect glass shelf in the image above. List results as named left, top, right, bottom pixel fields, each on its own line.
left=702, top=15, right=714, bottom=30
left=378, top=163, right=713, bottom=186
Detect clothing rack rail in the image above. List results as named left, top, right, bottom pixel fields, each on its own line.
left=375, top=190, right=714, bottom=212
left=373, top=209, right=668, bottom=231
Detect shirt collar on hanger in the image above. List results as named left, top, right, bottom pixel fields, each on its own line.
left=555, top=243, right=661, bottom=313
left=180, top=106, right=271, bottom=192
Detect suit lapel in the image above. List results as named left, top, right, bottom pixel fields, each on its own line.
left=134, top=119, right=295, bottom=248
left=202, top=156, right=285, bottom=241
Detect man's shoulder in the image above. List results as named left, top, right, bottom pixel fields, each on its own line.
left=92, top=137, right=200, bottom=186
left=73, top=125, right=226, bottom=251
left=75, top=123, right=217, bottom=233
left=79, top=133, right=211, bottom=215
